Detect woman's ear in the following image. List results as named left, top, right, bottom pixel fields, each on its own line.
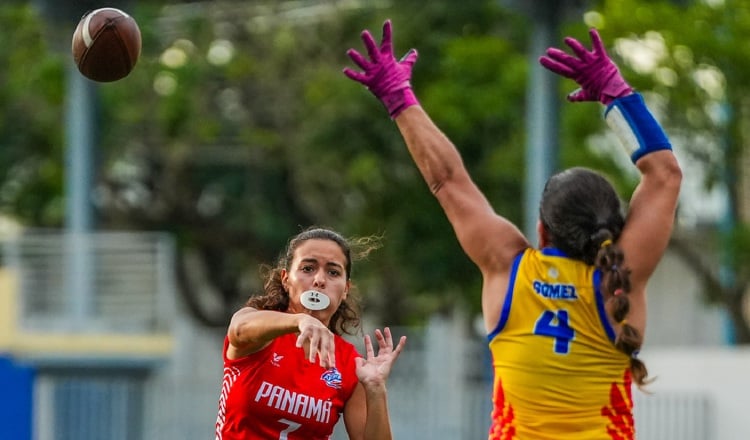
left=280, top=269, right=289, bottom=291
left=537, top=220, right=550, bottom=248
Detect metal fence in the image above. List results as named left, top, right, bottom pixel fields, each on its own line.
left=2, top=229, right=175, bottom=334
left=634, top=391, right=714, bottom=440
left=35, top=370, right=147, bottom=440
left=331, top=325, right=494, bottom=439
left=1, top=229, right=176, bottom=440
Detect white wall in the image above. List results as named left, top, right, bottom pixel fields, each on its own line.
left=636, top=347, right=750, bottom=440
left=644, top=250, right=727, bottom=347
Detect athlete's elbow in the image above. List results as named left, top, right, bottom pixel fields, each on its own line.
left=659, top=155, right=682, bottom=191
left=640, top=151, right=682, bottom=191
left=228, top=322, right=247, bottom=346
left=228, top=313, right=258, bottom=347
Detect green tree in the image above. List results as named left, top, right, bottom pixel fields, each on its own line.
left=567, top=0, right=750, bottom=342
left=5, top=0, right=749, bottom=341
left=1, top=1, right=532, bottom=327
left=0, top=3, right=65, bottom=225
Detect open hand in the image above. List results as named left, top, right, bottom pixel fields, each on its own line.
left=355, top=327, right=407, bottom=390
left=539, top=28, right=632, bottom=105
left=343, top=19, right=419, bottom=118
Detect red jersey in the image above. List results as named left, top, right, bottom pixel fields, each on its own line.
left=215, top=333, right=360, bottom=440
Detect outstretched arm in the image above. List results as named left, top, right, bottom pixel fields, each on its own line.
left=540, top=28, right=682, bottom=330
left=343, top=20, right=529, bottom=277
left=394, top=106, right=529, bottom=273
left=606, top=94, right=681, bottom=334
left=608, top=104, right=682, bottom=292
left=540, top=27, right=682, bottom=290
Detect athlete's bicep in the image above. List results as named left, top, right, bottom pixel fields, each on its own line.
left=436, top=173, right=529, bottom=273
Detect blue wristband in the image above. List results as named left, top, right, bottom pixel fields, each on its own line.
left=604, top=93, right=672, bottom=163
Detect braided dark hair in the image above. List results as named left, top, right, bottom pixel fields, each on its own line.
left=540, top=167, right=650, bottom=387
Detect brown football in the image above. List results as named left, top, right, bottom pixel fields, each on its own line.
left=71, top=8, right=141, bottom=82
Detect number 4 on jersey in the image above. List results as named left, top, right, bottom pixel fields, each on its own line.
left=534, top=310, right=575, bottom=354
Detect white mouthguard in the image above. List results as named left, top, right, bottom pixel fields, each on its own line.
left=300, top=290, right=331, bottom=311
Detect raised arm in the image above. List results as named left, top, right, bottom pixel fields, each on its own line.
left=343, top=328, right=406, bottom=440
left=540, top=28, right=682, bottom=316
left=343, top=20, right=529, bottom=276
left=394, top=107, right=529, bottom=271
left=607, top=102, right=682, bottom=292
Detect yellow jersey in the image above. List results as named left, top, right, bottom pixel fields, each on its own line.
left=487, top=248, right=633, bottom=440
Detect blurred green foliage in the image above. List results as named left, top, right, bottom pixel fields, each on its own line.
left=2, top=0, right=750, bottom=340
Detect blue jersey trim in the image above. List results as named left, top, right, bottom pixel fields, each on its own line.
left=540, top=247, right=567, bottom=257
left=593, top=269, right=617, bottom=342
left=487, top=251, right=525, bottom=341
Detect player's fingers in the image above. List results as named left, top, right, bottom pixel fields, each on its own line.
left=363, top=334, right=375, bottom=358
left=321, top=334, right=336, bottom=369
left=360, top=30, right=380, bottom=61
left=392, top=336, right=407, bottom=357
left=343, top=67, right=368, bottom=83
left=380, top=19, right=393, bottom=55
left=308, top=331, right=321, bottom=363
left=588, top=28, right=607, bottom=56
left=564, top=36, right=590, bottom=60
left=295, top=329, right=308, bottom=348
left=381, top=327, right=393, bottom=349
left=375, top=328, right=388, bottom=348
left=567, top=88, right=595, bottom=102
left=295, top=333, right=313, bottom=361
left=399, top=49, right=418, bottom=69
left=539, top=56, right=577, bottom=78
left=346, top=49, right=371, bottom=70
left=544, top=47, right=582, bottom=66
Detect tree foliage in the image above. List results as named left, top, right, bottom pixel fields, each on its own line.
left=2, top=0, right=529, bottom=327
left=578, top=0, right=750, bottom=342
left=2, top=0, right=750, bottom=340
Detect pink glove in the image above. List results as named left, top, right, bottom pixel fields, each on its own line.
left=539, top=28, right=632, bottom=105
left=343, top=20, right=419, bottom=118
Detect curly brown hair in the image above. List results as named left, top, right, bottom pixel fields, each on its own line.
left=244, top=226, right=382, bottom=336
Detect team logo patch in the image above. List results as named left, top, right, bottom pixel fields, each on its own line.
left=321, top=368, right=343, bottom=389
left=271, top=352, right=283, bottom=367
